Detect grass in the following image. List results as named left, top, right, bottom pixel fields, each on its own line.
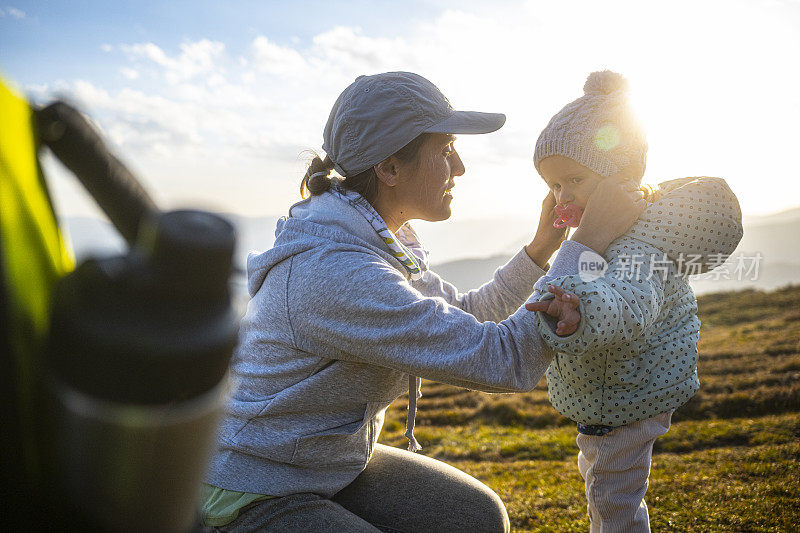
left=377, top=284, right=800, bottom=532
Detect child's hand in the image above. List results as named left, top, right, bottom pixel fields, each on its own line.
left=525, top=284, right=581, bottom=336
left=571, top=173, right=645, bottom=254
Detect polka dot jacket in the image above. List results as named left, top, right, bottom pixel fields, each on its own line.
left=536, top=177, right=743, bottom=426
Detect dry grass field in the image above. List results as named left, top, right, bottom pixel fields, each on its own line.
left=378, top=285, right=800, bottom=532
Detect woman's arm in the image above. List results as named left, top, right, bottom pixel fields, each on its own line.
left=525, top=191, right=570, bottom=266
left=412, top=248, right=546, bottom=323
left=289, top=250, right=554, bottom=393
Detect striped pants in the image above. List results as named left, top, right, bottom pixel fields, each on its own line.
left=576, top=411, right=673, bottom=533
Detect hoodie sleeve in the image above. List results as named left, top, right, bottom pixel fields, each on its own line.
left=288, top=249, right=554, bottom=393
left=533, top=237, right=666, bottom=356
left=411, top=247, right=547, bottom=323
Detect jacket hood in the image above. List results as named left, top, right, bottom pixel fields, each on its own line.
left=245, top=192, right=405, bottom=296
left=626, top=177, right=743, bottom=275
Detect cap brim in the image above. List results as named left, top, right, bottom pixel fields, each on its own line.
left=424, top=110, right=506, bottom=135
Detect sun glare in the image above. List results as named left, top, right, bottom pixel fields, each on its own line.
left=603, top=1, right=800, bottom=216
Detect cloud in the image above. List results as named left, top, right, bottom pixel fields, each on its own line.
left=56, top=79, right=204, bottom=157
left=41, top=26, right=457, bottom=168
left=0, top=6, right=25, bottom=18
left=311, top=26, right=415, bottom=71
left=120, top=67, right=139, bottom=80
left=120, top=39, right=226, bottom=84
left=29, top=1, right=800, bottom=220
left=251, top=36, right=307, bottom=76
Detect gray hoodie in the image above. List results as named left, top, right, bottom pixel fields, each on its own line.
left=205, top=190, right=553, bottom=497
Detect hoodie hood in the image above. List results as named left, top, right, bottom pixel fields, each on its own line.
left=243, top=188, right=438, bottom=454
left=626, top=177, right=743, bottom=275
left=245, top=231, right=310, bottom=297
left=245, top=191, right=415, bottom=297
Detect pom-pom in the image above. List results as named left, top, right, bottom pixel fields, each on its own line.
left=583, top=70, right=629, bottom=96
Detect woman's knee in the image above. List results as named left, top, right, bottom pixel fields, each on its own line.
left=336, top=445, right=510, bottom=533
left=468, top=484, right=511, bottom=533
left=414, top=479, right=509, bottom=533
left=407, top=450, right=510, bottom=532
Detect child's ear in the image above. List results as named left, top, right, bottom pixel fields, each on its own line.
left=619, top=160, right=645, bottom=184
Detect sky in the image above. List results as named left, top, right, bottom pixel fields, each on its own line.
left=2, top=0, right=800, bottom=232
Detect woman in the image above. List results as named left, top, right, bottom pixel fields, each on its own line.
left=201, top=72, right=645, bottom=532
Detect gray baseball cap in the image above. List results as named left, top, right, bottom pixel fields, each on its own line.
left=322, top=71, right=506, bottom=177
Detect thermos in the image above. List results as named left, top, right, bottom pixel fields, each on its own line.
left=45, top=209, right=238, bottom=532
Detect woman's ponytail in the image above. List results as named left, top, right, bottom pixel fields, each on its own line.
left=298, top=132, right=430, bottom=203
left=300, top=154, right=335, bottom=198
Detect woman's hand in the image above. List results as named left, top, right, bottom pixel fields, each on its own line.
left=571, top=173, right=646, bottom=255
left=525, top=284, right=580, bottom=336
left=525, top=191, right=568, bottom=269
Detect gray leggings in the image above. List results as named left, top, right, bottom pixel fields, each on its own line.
left=213, top=444, right=510, bottom=533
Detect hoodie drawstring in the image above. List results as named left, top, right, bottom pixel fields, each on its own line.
left=405, top=375, right=422, bottom=452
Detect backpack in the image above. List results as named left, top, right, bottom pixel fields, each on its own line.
left=0, top=76, right=74, bottom=524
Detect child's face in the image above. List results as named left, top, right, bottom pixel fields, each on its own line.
left=538, top=155, right=604, bottom=210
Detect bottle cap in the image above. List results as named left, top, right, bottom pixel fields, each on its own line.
left=47, top=211, right=238, bottom=404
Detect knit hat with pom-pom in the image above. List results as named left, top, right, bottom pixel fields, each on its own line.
left=533, top=70, right=647, bottom=179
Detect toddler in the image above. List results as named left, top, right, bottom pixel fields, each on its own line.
left=527, top=71, right=743, bottom=532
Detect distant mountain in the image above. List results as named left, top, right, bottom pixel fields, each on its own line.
left=62, top=205, right=800, bottom=298
left=222, top=213, right=282, bottom=268
left=412, top=216, right=538, bottom=264
left=688, top=262, right=800, bottom=295
left=433, top=254, right=800, bottom=296
left=431, top=212, right=800, bottom=296
left=430, top=254, right=511, bottom=292
left=742, top=206, right=800, bottom=227
left=734, top=215, right=800, bottom=265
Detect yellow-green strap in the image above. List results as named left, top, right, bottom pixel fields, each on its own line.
left=0, top=74, right=74, bottom=485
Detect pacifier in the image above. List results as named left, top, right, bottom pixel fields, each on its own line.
left=553, top=204, right=583, bottom=229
